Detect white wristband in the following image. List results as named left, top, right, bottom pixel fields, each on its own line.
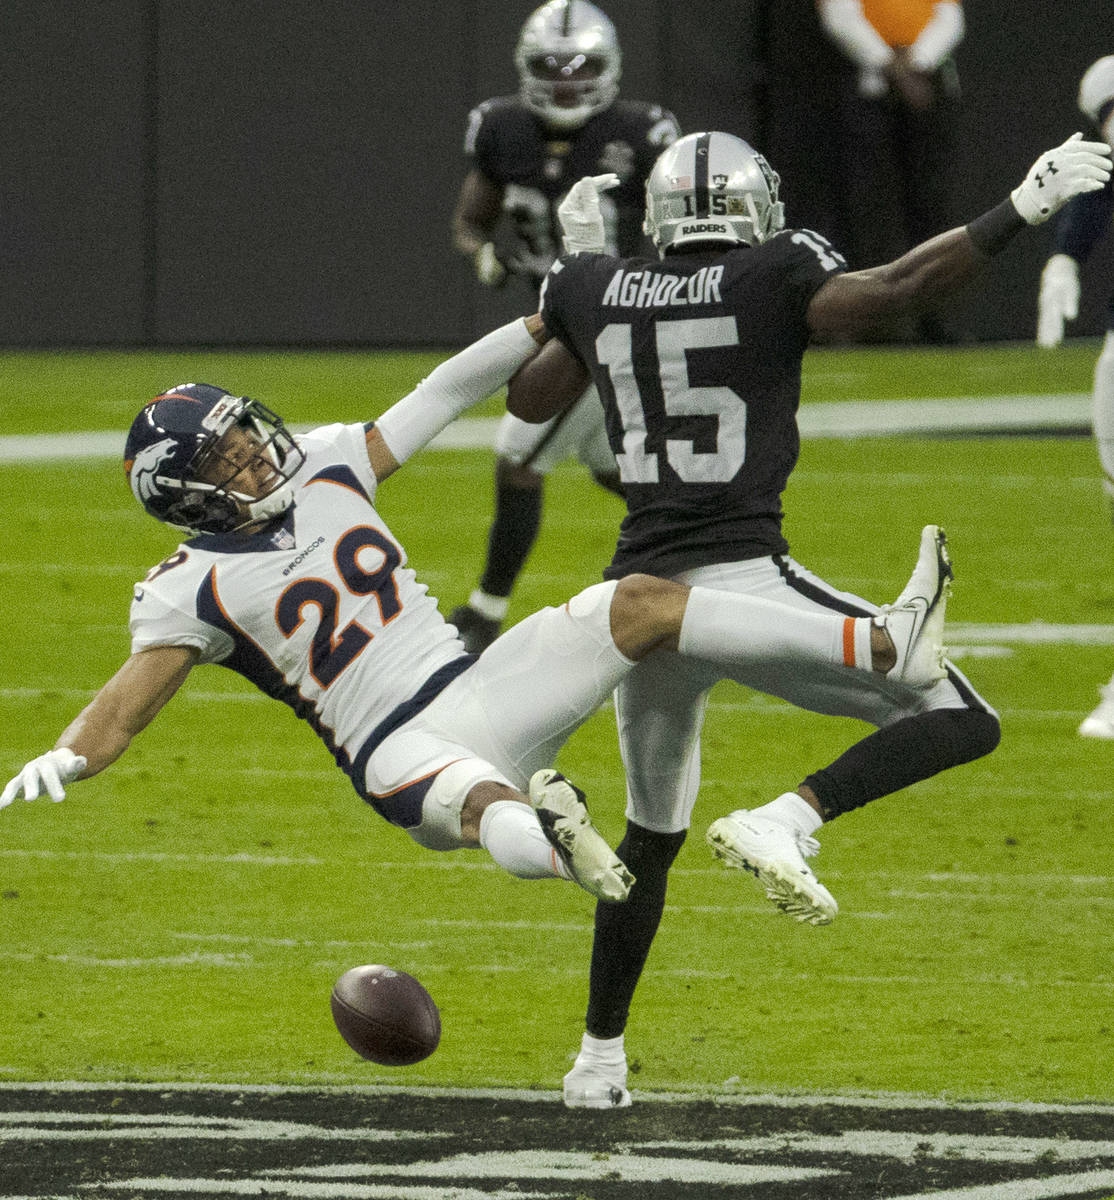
left=374, top=319, right=537, bottom=465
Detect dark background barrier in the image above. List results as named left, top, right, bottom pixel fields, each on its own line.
left=2, top=0, right=1110, bottom=347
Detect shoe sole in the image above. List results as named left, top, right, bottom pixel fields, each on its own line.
left=563, top=1087, right=633, bottom=1110
left=706, top=822, right=837, bottom=926
left=894, top=526, right=953, bottom=686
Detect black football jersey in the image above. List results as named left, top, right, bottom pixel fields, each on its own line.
left=540, top=230, right=847, bottom=578
left=464, top=96, right=679, bottom=286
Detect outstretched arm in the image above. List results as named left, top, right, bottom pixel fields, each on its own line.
left=367, top=314, right=548, bottom=481
left=809, top=133, right=1112, bottom=340
left=2, top=645, right=198, bottom=807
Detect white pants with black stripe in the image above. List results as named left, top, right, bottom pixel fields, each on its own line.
left=614, top=554, right=996, bottom=835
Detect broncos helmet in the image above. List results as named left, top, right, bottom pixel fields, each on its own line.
left=515, top=0, right=621, bottom=131
left=643, top=131, right=786, bottom=255
left=123, top=383, right=305, bottom=534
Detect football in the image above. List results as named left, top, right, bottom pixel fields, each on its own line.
left=330, top=964, right=441, bottom=1065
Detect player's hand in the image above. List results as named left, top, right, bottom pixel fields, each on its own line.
left=558, top=173, right=620, bottom=255
left=1011, top=133, right=1112, bottom=225
left=1036, top=253, right=1081, bottom=348
left=0, top=748, right=87, bottom=807
left=474, top=242, right=508, bottom=287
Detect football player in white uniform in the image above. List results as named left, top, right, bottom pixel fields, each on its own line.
left=1035, top=56, right=1114, bottom=737
left=448, top=0, right=679, bottom=654
left=4, top=317, right=951, bottom=927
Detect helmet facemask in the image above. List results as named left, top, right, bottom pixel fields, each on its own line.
left=183, top=401, right=302, bottom=534
left=125, top=388, right=305, bottom=535
left=516, top=1, right=621, bottom=131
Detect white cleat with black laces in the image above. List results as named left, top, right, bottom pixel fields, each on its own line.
left=876, top=524, right=953, bottom=688
left=706, top=810, right=838, bottom=925
left=529, top=769, right=634, bottom=903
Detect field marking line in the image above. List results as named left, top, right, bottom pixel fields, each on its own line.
left=0, top=947, right=1109, bottom=990
left=0, top=393, right=1093, bottom=463
left=881, top=1168, right=1114, bottom=1200
left=1, top=1080, right=1113, bottom=1116
left=2, top=848, right=1112, bottom=891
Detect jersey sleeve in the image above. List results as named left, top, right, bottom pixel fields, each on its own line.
left=463, top=100, right=499, bottom=179
left=539, top=257, right=581, bottom=359
left=298, top=422, right=380, bottom=499
left=129, top=579, right=233, bottom=664
left=773, top=229, right=848, bottom=312
left=639, top=105, right=680, bottom=159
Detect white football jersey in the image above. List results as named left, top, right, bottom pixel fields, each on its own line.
left=129, top=422, right=466, bottom=785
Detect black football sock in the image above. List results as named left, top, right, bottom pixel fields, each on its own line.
left=803, top=707, right=1001, bottom=821
left=585, top=822, right=687, bottom=1040
left=478, top=478, right=543, bottom=597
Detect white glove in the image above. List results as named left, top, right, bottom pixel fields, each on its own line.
left=558, top=173, right=620, bottom=255
left=1036, top=253, right=1081, bottom=348
left=474, top=242, right=507, bottom=287
left=1, top=748, right=87, bottom=807
left=1011, top=132, right=1112, bottom=225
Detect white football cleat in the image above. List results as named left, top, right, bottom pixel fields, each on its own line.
left=706, top=810, right=837, bottom=925
left=1079, top=683, right=1114, bottom=739
left=877, top=524, right=953, bottom=687
left=529, top=769, right=635, bottom=903
left=563, top=1057, right=632, bottom=1109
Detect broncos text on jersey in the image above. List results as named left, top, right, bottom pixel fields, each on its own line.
left=540, top=231, right=847, bottom=579
left=129, top=423, right=467, bottom=808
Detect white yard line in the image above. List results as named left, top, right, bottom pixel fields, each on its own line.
left=0, top=393, right=1093, bottom=463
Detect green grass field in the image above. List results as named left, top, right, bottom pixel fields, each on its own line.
left=1, top=340, right=1112, bottom=1105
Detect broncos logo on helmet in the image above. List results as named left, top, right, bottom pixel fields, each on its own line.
left=123, top=383, right=305, bottom=535
left=126, top=437, right=179, bottom=506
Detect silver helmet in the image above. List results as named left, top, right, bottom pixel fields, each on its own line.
left=515, top=0, right=621, bottom=131
left=643, top=131, right=786, bottom=255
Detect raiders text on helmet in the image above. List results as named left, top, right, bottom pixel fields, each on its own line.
left=123, top=383, right=305, bottom=534
left=515, top=0, right=621, bottom=131
left=643, top=131, right=786, bottom=254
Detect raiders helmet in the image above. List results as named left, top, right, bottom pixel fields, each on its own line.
left=515, top=0, right=621, bottom=131
left=643, top=131, right=786, bottom=255
left=123, top=383, right=304, bottom=534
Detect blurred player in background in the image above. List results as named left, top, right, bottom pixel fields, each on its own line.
left=511, top=130, right=1110, bottom=1107
left=448, top=0, right=679, bottom=652
left=1035, top=56, right=1114, bottom=738
left=1, top=319, right=949, bottom=917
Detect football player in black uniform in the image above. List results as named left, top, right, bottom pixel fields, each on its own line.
left=1036, top=56, right=1114, bottom=738
left=509, top=130, right=1112, bottom=1107
left=448, top=0, right=679, bottom=653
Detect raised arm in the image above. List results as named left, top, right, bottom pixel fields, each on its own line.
left=366, top=315, right=548, bottom=481
left=1, top=645, right=198, bottom=807
left=808, top=133, right=1112, bottom=341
